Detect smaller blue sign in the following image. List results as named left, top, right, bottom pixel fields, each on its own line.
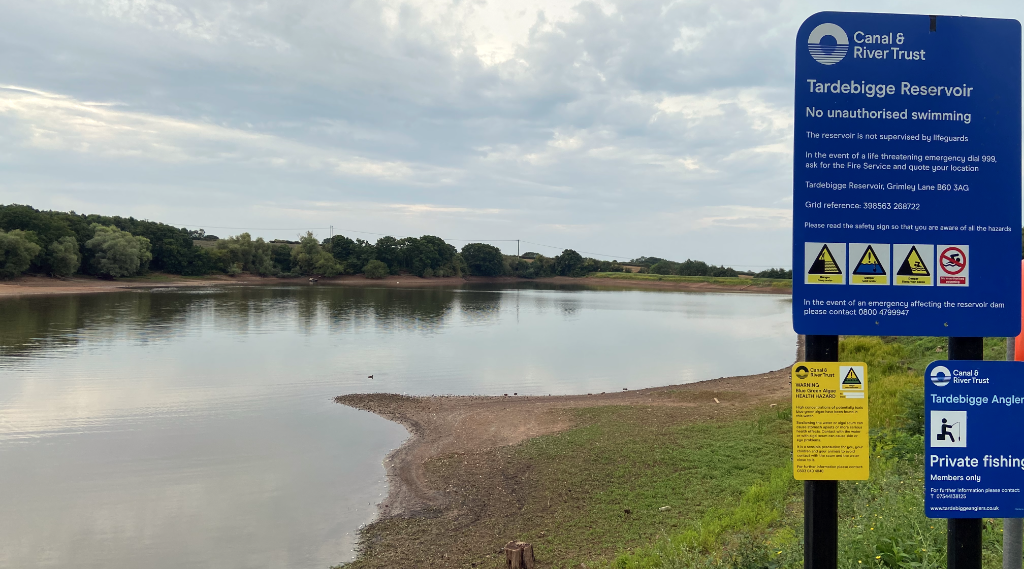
left=924, top=361, right=1024, bottom=518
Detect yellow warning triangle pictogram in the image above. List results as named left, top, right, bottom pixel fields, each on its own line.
left=860, top=248, right=878, bottom=265
left=808, top=244, right=842, bottom=275
left=897, top=246, right=930, bottom=276
left=842, top=367, right=862, bottom=386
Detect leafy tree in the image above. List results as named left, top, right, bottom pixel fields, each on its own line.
left=216, top=233, right=255, bottom=270
left=0, top=204, right=212, bottom=276
left=649, top=261, right=675, bottom=275
left=85, top=224, right=153, bottom=278
left=363, top=259, right=389, bottom=279
left=443, top=253, right=468, bottom=277
left=251, top=238, right=276, bottom=276
left=270, top=243, right=293, bottom=274
left=324, top=234, right=377, bottom=274
left=325, top=235, right=356, bottom=267
left=48, top=236, right=81, bottom=277
left=755, top=267, right=793, bottom=279
left=374, top=236, right=400, bottom=273
left=0, top=229, right=42, bottom=278
left=292, top=232, right=342, bottom=276
left=400, top=235, right=460, bottom=277
left=461, top=243, right=506, bottom=276
left=554, top=249, right=585, bottom=277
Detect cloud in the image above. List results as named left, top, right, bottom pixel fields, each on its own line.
left=4, top=0, right=1011, bottom=266
left=684, top=205, right=793, bottom=231
left=0, top=85, right=456, bottom=184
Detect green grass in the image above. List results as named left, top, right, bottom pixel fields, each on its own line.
left=342, top=399, right=797, bottom=569
left=515, top=406, right=795, bottom=568
left=587, top=272, right=792, bottom=288
left=345, top=336, right=1009, bottom=568
left=604, top=336, right=1009, bottom=569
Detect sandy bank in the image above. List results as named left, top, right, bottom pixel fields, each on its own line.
left=0, top=273, right=790, bottom=298
left=336, top=367, right=793, bottom=521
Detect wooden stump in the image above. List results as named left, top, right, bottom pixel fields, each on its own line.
left=504, top=541, right=536, bottom=569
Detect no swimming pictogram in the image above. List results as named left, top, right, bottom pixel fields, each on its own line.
left=938, top=245, right=969, bottom=286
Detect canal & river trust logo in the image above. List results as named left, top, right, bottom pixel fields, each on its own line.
left=808, top=23, right=849, bottom=65
left=930, top=365, right=951, bottom=387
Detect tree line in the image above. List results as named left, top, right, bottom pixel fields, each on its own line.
left=0, top=204, right=631, bottom=280
left=630, top=256, right=792, bottom=279
left=0, top=204, right=791, bottom=280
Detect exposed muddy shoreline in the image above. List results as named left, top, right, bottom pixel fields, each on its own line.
left=0, top=273, right=791, bottom=297
left=336, top=366, right=795, bottom=522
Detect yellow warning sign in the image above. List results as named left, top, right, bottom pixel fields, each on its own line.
left=895, top=245, right=932, bottom=285
left=807, top=244, right=843, bottom=284
left=841, top=367, right=863, bottom=389
left=792, top=362, right=869, bottom=481
left=851, top=245, right=887, bottom=285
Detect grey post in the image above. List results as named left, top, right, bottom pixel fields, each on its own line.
left=1005, top=338, right=1022, bottom=569
left=947, top=337, right=984, bottom=569
left=804, top=335, right=838, bottom=569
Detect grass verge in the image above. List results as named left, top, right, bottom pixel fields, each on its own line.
left=613, top=336, right=1007, bottom=569
left=343, top=336, right=1007, bottom=568
left=342, top=393, right=795, bottom=568
left=587, top=273, right=792, bottom=289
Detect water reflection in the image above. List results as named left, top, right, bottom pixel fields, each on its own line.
left=0, top=284, right=795, bottom=568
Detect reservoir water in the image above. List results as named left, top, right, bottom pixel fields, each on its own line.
left=0, top=284, right=795, bottom=568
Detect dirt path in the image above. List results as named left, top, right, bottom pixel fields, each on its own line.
left=0, top=273, right=790, bottom=298
left=336, top=366, right=793, bottom=520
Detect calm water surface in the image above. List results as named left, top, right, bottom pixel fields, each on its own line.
left=0, top=284, right=795, bottom=568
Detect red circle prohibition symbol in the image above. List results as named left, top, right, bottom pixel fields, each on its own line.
left=940, top=247, right=966, bottom=275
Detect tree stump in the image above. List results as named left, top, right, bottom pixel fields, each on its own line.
left=503, top=541, right=536, bottom=569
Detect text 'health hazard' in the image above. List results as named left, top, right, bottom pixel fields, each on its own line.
left=924, top=361, right=1024, bottom=518
left=803, top=243, right=969, bottom=287
left=792, top=362, right=869, bottom=481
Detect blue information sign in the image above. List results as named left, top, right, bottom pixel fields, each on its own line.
left=793, top=13, right=1021, bottom=336
left=924, top=361, right=1024, bottom=518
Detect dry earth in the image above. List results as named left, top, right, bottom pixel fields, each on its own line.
left=0, top=273, right=790, bottom=297
left=336, top=366, right=796, bottom=521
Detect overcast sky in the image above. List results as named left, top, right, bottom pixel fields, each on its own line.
left=1, top=0, right=1020, bottom=267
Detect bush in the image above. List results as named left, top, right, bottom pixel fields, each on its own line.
left=755, top=267, right=793, bottom=279
left=649, top=261, right=674, bottom=275
left=0, top=229, right=42, bottom=278
left=554, top=249, right=584, bottom=276
left=48, top=236, right=81, bottom=277
left=85, top=224, right=153, bottom=278
left=461, top=243, right=505, bottom=276
left=363, top=259, right=389, bottom=279
left=292, top=232, right=342, bottom=276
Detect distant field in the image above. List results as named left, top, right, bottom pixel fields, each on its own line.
left=588, top=272, right=792, bottom=288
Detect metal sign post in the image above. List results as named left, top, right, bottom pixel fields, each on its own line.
left=802, top=335, right=838, bottom=569
left=944, top=339, right=984, bottom=569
